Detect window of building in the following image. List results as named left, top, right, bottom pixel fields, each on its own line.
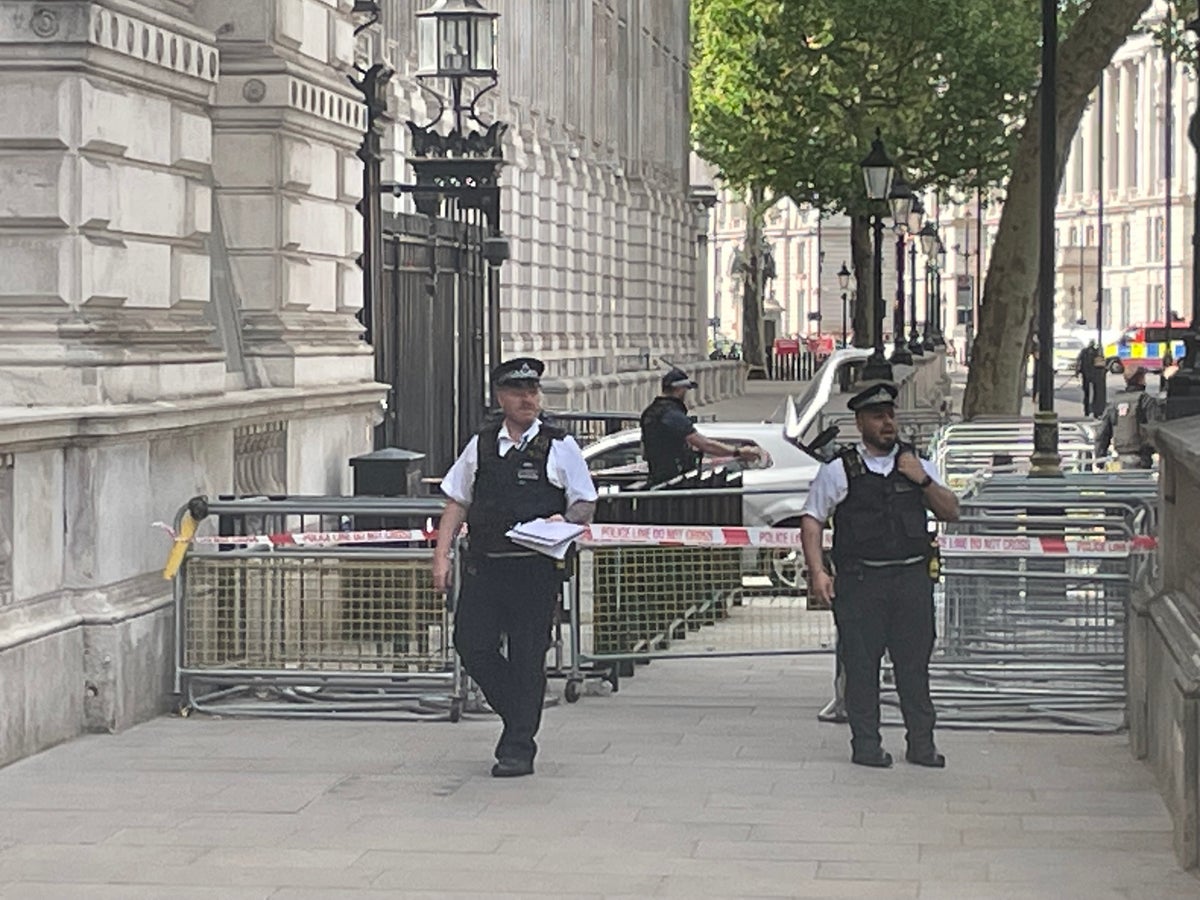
left=1069, top=226, right=1078, bottom=246
left=1153, top=284, right=1165, bottom=319
left=1054, top=227, right=1061, bottom=249
left=1101, top=224, right=1112, bottom=266
left=1085, top=225, right=1095, bottom=247
left=1101, top=288, right=1113, bottom=328
left=1120, top=286, right=1131, bottom=327
left=1120, top=223, right=1132, bottom=265
left=1150, top=216, right=1165, bottom=262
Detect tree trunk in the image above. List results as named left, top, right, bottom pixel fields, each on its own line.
left=741, top=185, right=768, bottom=371
left=851, top=214, right=875, bottom=349
left=962, top=0, right=1153, bottom=418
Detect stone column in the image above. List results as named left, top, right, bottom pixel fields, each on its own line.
left=195, top=0, right=373, bottom=390
left=0, top=0, right=225, bottom=406
left=1121, top=63, right=1136, bottom=194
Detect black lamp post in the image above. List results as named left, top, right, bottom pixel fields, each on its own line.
left=908, top=197, right=925, bottom=356
left=919, top=221, right=939, bottom=351
left=889, top=173, right=916, bottom=367
left=934, top=239, right=948, bottom=348
left=859, top=131, right=895, bottom=381
left=1030, top=0, right=1062, bottom=475
left=838, top=262, right=852, bottom=347
left=1166, top=17, right=1200, bottom=418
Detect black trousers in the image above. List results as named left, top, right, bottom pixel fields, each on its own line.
left=454, top=555, right=561, bottom=762
left=1080, top=375, right=1095, bottom=417
left=832, top=563, right=937, bottom=754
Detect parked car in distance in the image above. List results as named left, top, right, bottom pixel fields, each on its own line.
left=1053, top=335, right=1086, bottom=374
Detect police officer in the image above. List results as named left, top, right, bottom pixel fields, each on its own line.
left=799, top=382, right=960, bottom=769
left=1095, top=365, right=1160, bottom=469
left=1075, top=340, right=1101, bottom=417
left=433, top=358, right=597, bottom=777
left=640, top=367, right=760, bottom=485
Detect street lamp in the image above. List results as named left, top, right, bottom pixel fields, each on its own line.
left=908, top=197, right=926, bottom=356
left=919, top=221, right=938, bottom=351
left=889, top=173, right=916, bottom=366
left=1166, top=17, right=1200, bottom=418
left=1030, top=0, right=1062, bottom=475
left=838, top=261, right=852, bottom=348
left=859, top=131, right=895, bottom=381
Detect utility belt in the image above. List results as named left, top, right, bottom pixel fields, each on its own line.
left=835, top=539, right=942, bottom=582
left=465, top=544, right=576, bottom=582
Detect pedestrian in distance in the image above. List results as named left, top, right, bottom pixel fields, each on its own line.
left=1094, top=365, right=1160, bottom=470
left=640, top=367, right=762, bottom=486
left=799, top=381, right=960, bottom=769
left=1075, top=341, right=1101, bottom=418
left=433, top=358, right=597, bottom=778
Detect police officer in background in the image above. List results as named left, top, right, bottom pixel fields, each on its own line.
left=433, top=358, right=597, bottom=777
left=641, top=367, right=761, bottom=485
left=799, top=382, right=960, bottom=769
left=1094, top=365, right=1160, bottom=469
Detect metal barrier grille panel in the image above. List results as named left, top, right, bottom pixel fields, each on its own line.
left=579, top=546, right=835, bottom=659
left=939, top=556, right=1127, bottom=659
left=183, top=556, right=448, bottom=672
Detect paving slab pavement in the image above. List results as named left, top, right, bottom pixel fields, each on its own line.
left=0, top=655, right=1195, bottom=898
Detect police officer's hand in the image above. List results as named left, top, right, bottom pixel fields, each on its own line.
left=809, top=569, right=835, bottom=606
left=735, top=445, right=763, bottom=464
left=432, top=555, right=452, bottom=594
left=543, top=514, right=565, bottom=522
left=896, top=450, right=927, bottom=485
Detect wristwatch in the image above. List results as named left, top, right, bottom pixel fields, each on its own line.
left=918, top=474, right=934, bottom=488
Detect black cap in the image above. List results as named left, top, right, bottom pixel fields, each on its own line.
left=847, top=381, right=899, bottom=411
left=662, top=367, right=697, bottom=391
left=492, top=357, right=544, bottom=388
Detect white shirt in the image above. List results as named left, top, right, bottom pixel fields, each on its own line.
left=800, top=442, right=943, bottom=523
left=440, top=419, right=599, bottom=508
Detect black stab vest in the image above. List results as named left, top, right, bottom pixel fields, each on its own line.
left=641, top=396, right=700, bottom=485
left=466, top=423, right=568, bottom=556
left=831, top=444, right=931, bottom=568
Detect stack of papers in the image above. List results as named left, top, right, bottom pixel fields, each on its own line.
left=505, top=519, right=586, bottom=560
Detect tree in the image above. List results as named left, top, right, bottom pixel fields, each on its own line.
left=692, top=0, right=1040, bottom=361
left=962, top=0, right=1156, bottom=417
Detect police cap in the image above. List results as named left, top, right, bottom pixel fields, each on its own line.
left=492, top=357, right=545, bottom=388
left=662, top=367, right=698, bottom=391
left=847, top=381, right=899, bottom=412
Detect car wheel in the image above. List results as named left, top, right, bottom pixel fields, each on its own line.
left=762, top=518, right=804, bottom=591
left=1108, top=358, right=1124, bottom=375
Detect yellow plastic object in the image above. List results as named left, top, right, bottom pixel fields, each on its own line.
left=162, top=512, right=198, bottom=580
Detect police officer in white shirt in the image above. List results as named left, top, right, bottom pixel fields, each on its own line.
left=799, top=382, right=959, bottom=769
left=433, top=358, right=597, bottom=777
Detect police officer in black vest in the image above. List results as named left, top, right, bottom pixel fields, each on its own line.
left=799, top=382, right=960, bottom=768
left=434, top=358, right=597, bottom=777
left=1094, top=365, right=1161, bottom=469
left=641, top=367, right=761, bottom=485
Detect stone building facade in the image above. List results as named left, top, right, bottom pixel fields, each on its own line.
left=0, top=0, right=384, bottom=767
left=377, top=0, right=717, bottom=400
left=0, top=0, right=715, bottom=766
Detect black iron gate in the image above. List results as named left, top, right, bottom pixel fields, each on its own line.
left=373, top=207, right=495, bottom=477
left=354, top=56, right=508, bottom=479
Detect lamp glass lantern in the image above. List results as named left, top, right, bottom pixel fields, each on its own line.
left=888, top=175, right=915, bottom=232
left=416, top=0, right=499, bottom=79
left=919, top=222, right=938, bottom=257
left=907, top=196, right=925, bottom=236
left=937, top=238, right=948, bottom=271
left=837, top=262, right=852, bottom=291
left=859, top=133, right=895, bottom=201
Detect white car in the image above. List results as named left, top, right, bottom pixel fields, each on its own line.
left=582, top=348, right=875, bottom=587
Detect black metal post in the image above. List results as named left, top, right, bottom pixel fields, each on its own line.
left=1031, top=0, right=1062, bottom=475
left=862, top=211, right=892, bottom=380
left=1165, top=35, right=1174, bottom=383
left=892, top=232, right=913, bottom=365
left=841, top=291, right=849, bottom=347
left=922, top=255, right=936, bottom=351
left=1165, top=18, right=1200, bottom=418
left=1095, top=74, right=1108, bottom=416
left=908, top=239, right=923, bottom=354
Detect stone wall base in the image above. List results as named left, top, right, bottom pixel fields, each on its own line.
left=1127, top=588, right=1200, bottom=871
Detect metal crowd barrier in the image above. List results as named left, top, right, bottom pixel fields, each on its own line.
left=908, top=472, right=1160, bottom=733
left=169, top=495, right=469, bottom=721
left=561, top=525, right=836, bottom=692
left=544, top=411, right=717, bottom=447
left=770, top=350, right=821, bottom=381
left=930, top=418, right=1100, bottom=489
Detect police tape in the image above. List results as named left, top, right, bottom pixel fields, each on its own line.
left=153, top=520, right=1158, bottom=556
left=580, top=524, right=1158, bottom=556
left=153, top=522, right=436, bottom=547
